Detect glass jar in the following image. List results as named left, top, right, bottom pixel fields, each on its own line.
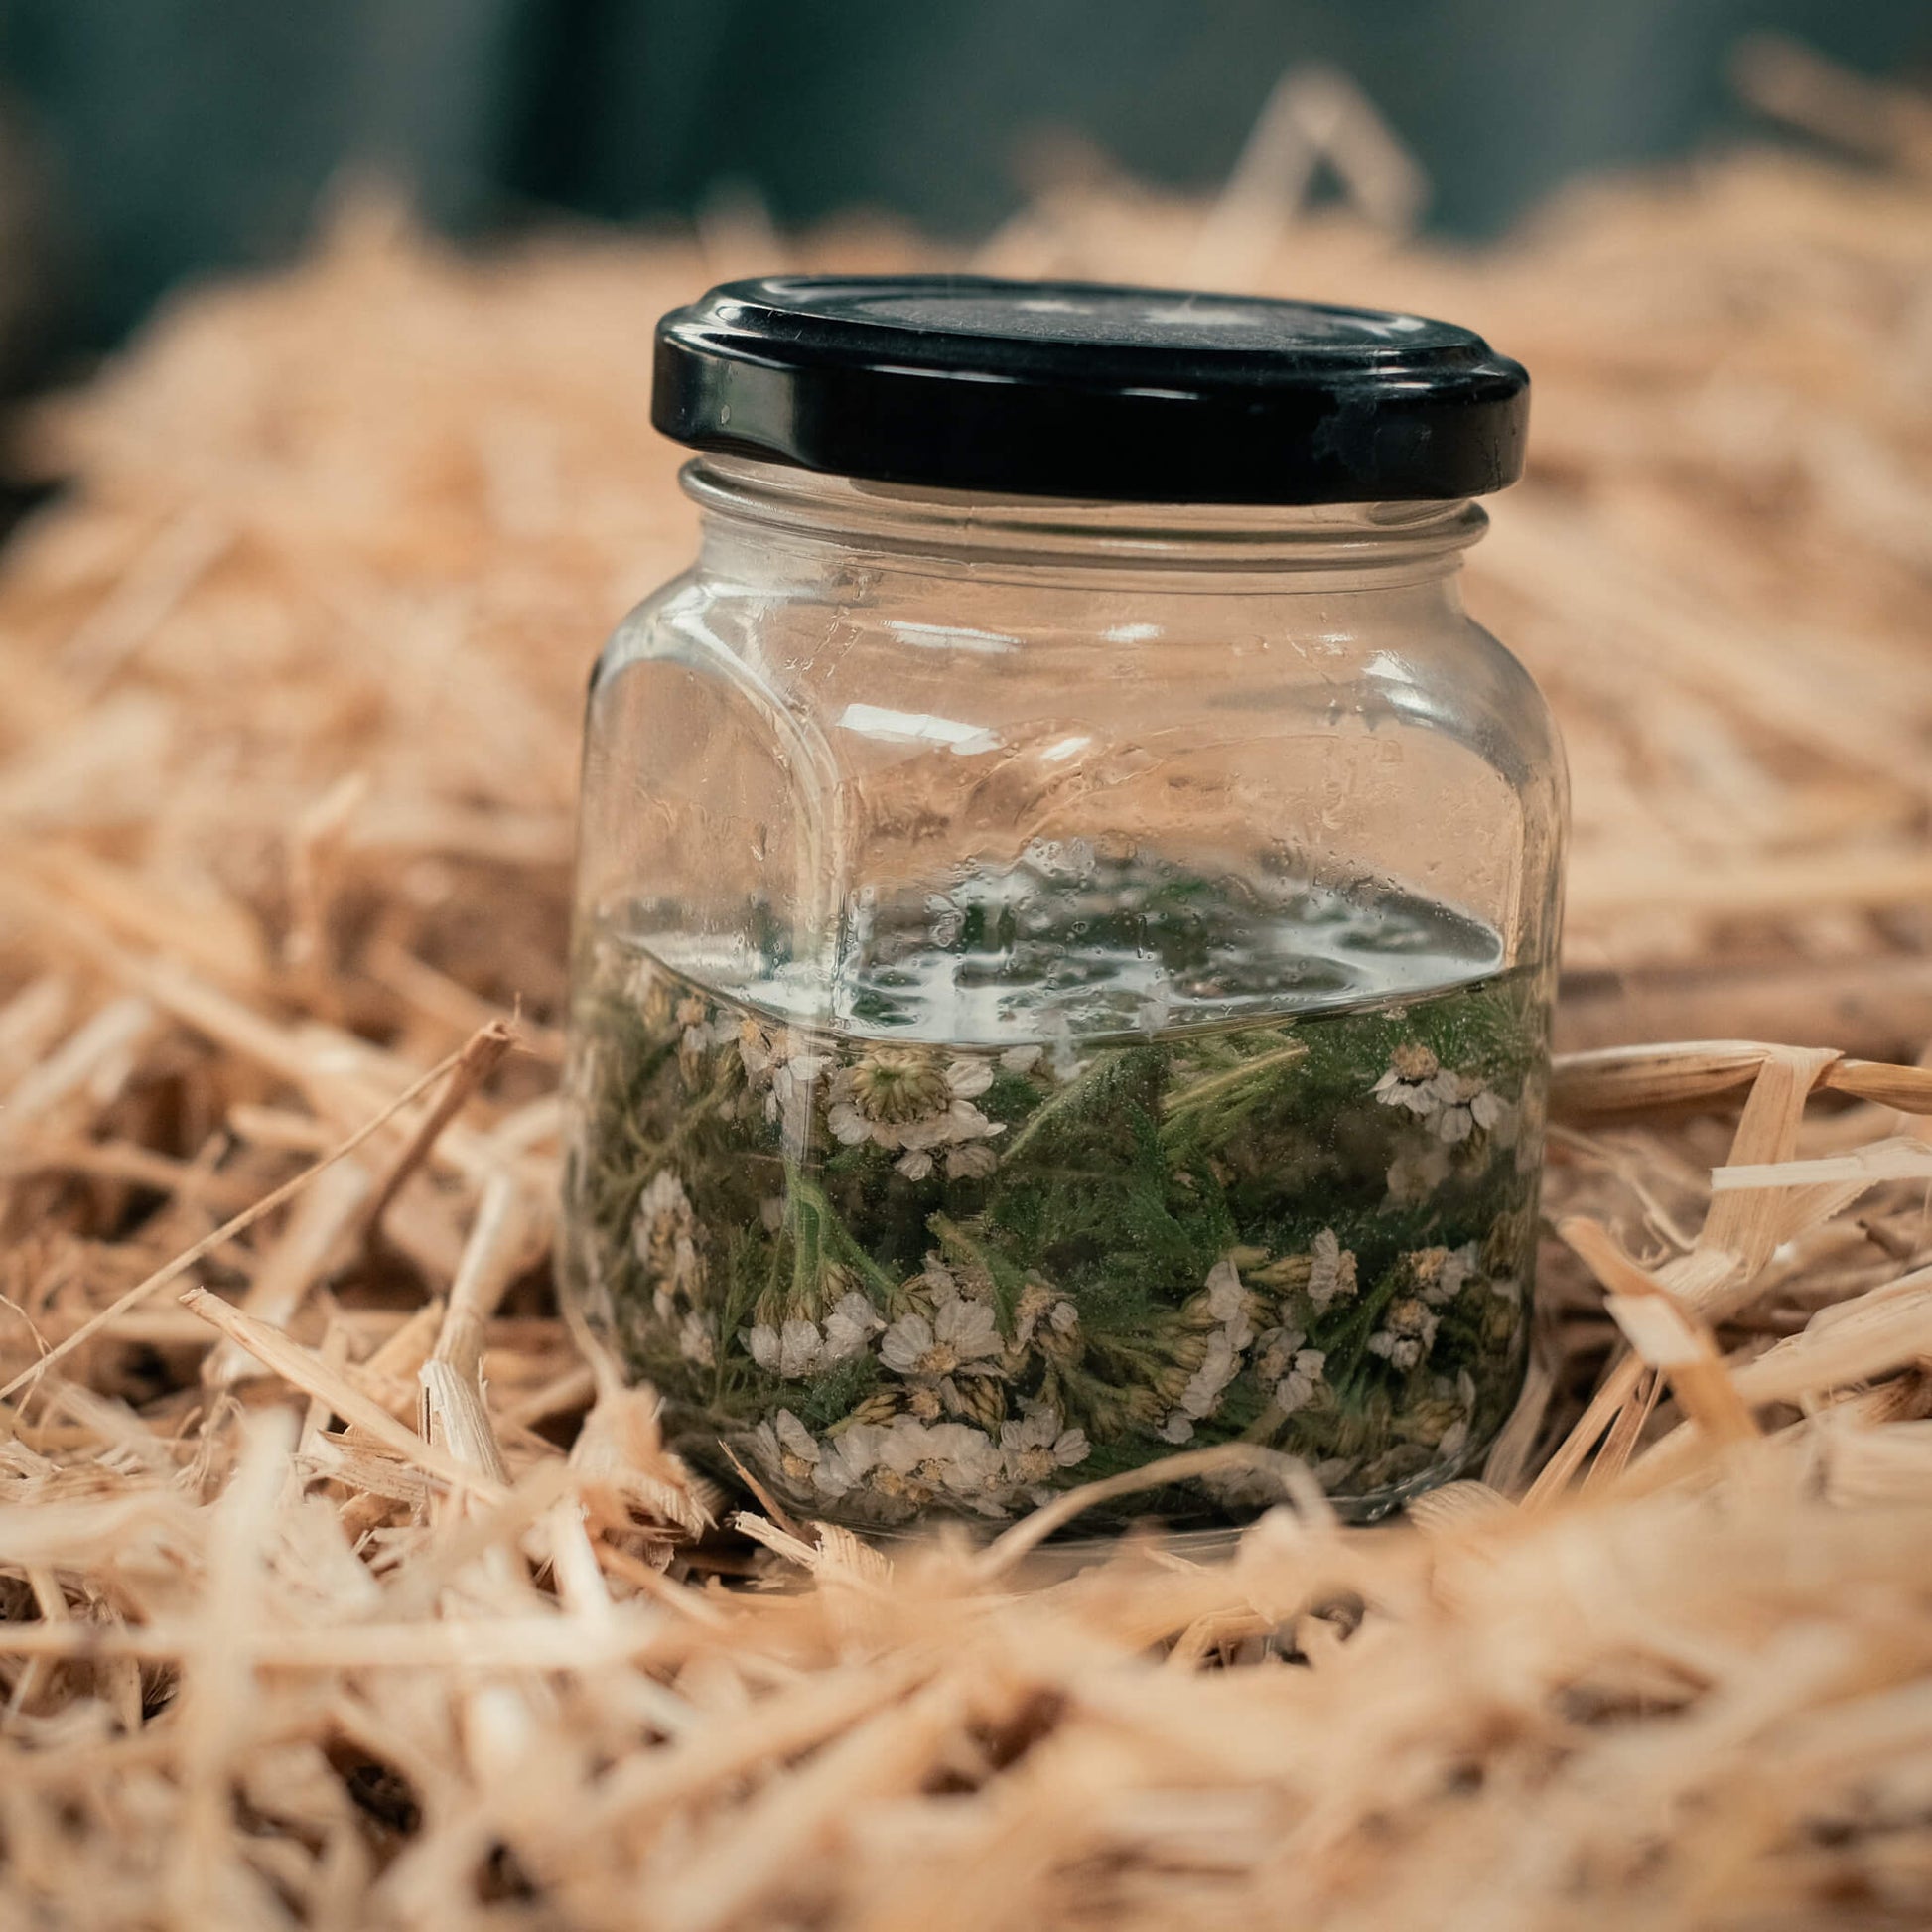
left=562, top=277, right=1564, bottom=1537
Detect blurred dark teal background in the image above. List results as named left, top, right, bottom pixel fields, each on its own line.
left=0, top=0, right=1924, bottom=368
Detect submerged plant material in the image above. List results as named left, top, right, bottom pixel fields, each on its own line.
left=563, top=857, right=1549, bottom=1530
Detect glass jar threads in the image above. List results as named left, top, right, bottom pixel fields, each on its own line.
left=562, top=276, right=1564, bottom=1536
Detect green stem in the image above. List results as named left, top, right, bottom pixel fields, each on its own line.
left=998, top=1048, right=1124, bottom=1161
left=1159, top=1040, right=1308, bottom=1123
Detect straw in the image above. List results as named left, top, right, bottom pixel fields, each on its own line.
left=1, top=42, right=1930, bottom=1929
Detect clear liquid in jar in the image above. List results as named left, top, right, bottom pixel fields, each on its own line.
left=561, top=850, right=1546, bottom=1534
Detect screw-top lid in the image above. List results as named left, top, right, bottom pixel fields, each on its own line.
left=652, top=275, right=1529, bottom=505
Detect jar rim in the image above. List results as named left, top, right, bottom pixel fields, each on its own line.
left=683, top=455, right=1488, bottom=578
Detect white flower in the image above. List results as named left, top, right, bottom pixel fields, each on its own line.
left=1429, top=1071, right=1504, bottom=1145
left=1158, top=1264, right=1257, bottom=1441
left=1422, top=1242, right=1481, bottom=1308
left=1437, top=1418, right=1470, bottom=1463
left=750, top=1408, right=821, bottom=1487
left=633, top=1170, right=703, bottom=1306
left=1177, top=1329, right=1241, bottom=1421
left=746, top=1292, right=883, bottom=1380
left=820, top=1291, right=884, bottom=1363
left=1306, top=1229, right=1358, bottom=1311
left=1367, top=1297, right=1440, bottom=1373
left=1375, top=1046, right=1507, bottom=1147
left=999, top=1043, right=1043, bottom=1074
left=1204, top=1257, right=1253, bottom=1348
left=1255, top=1323, right=1307, bottom=1386
left=738, top=1023, right=829, bottom=1139
left=895, top=1136, right=999, bottom=1181
left=746, top=1317, right=822, bottom=1379
left=737, top=1020, right=778, bottom=1080
left=827, top=1048, right=1003, bottom=1154
left=812, top=1422, right=884, bottom=1499
left=880, top=1294, right=1003, bottom=1378
left=675, top=995, right=714, bottom=1062
left=999, top=1404, right=1090, bottom=1498
left=872, top=1417, right=1007, bottom=1513
left=1373, top=1042, right=1444, bottom=1114
left=1274, top=1348, right=1326, bottom=1416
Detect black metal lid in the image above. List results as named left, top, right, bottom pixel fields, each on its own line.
left=652, top=275, right=1529, bottom=505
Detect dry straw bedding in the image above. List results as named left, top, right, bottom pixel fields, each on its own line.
left=2, top=43, right=1932, bottom=1931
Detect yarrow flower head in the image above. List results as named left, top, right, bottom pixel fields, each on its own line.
left=1160, top=1330, right=1242, bottom=1443
left=1367, top=1295, right=1441, bottom=1373
left=674, top=994, right=736, bottom=1068
left=632, top=1169, right=703, bottom=1318
left=879, top=1291, right=1003, bottom=1380
left=1160, top=1256, right=1258, bottom=1442
left=750, top=1409, right=1002, bottom=1518
left=1202, top=1256, right=1256, bottom=1348
left=827, top=1048, right=1003, bottom=1168
left=868, top=1417, right=1007, bottom=1515
left=999, top=1404, right=1090, bottom=1500
left=1255, top=1321, right=1307, bottom=1387
left=1305, top=1229, right=1358, bottom=1311
left=1372, top=1042, right=1443, bottom=1113
left=750, top=1408, right=821, bottom=1488
left=1418, top=1241, right=1481, bottom=1307
left=1274, top=1347, right=1327, bottom=1416
left=1374, top=1045, right=1507, bottom=1147
left=744, top=1291, right=883, bottom=1380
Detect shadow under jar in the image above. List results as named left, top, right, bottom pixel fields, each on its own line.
left=561, top=276, right=1566, bottom=1538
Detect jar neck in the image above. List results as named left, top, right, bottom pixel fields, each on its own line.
left=684, top=456, right=1485, bottom=592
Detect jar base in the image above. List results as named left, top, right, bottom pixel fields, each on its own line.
left=702, top=1445, right=1482, bottom=1570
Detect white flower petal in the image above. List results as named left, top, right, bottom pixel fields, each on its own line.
left=1204, top=1257, right=1245, bottom=1322
left=935, top=1295, right=1003, bottom=1361
left=944, top=1100, right=1000, bottom=1141
left=778, top=1318, right=823, bottom=1379
left=945, top=1058, right=995, bottom=1099
left=880, top=1313, right=935, bottom=1375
